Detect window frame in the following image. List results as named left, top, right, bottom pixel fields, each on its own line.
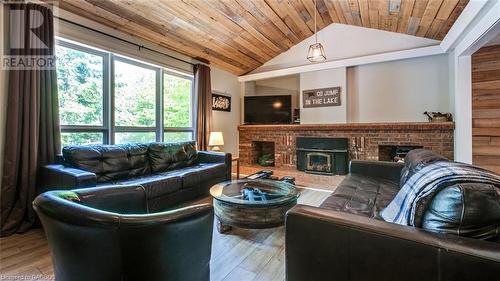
left=56, top=39, right=196, bottom=147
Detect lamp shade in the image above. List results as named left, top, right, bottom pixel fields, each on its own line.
left=307, top=43, right=326, bottom=63
left=209, top=132, right=224, bottom=146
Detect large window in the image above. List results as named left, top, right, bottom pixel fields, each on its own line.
left=56, top=40, right=195, bottom=147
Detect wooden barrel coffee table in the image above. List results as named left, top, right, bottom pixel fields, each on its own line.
left=210, top=179, right=300, bottom=233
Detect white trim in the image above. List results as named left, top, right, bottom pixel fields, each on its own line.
left=449, top=0, right=500, bottom=162
left=238, top=45, right=443, bottom=82
left=439, top=0, right=489, bottom=53
left=454, top=0, right=500, bottom=56
left=453, top=55, right=473, bottom=163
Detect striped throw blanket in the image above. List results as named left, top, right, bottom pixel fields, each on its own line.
left=381, top=161, right=500, bottom=227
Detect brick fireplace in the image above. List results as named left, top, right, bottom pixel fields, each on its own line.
left=238, top=122, right=454, bottom=168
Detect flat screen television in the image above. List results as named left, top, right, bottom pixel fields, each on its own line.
left=244, top=95, right=292, bottom=124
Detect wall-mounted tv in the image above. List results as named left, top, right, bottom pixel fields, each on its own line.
left=244, top=95, right=292, bottom=124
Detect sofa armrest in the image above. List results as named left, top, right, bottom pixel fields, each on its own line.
left=197, top=151, right=232, bottom=180
left=349, top=160, right=404, bottom=183
left=38, top=164, right=97, bottom=193
left=285, top=205, right=500, bottom=281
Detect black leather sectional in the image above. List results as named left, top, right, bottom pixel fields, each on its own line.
left=286, top=150, right=500, bottom=281
left=39, top=141, right=231, bottom=211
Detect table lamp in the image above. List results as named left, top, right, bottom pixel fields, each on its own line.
left=209, top=132, right=224, bottom=152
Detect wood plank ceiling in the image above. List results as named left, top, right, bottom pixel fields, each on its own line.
left=56, top=0, right=469, bottom=75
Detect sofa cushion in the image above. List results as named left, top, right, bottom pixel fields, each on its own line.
left=198, top=163, right=227, bottom=182
left=159, top=165, right=203, bottom=190
left=63, top=145, right=103, bottom=175
left=158, top=163, right=227, bottom=190
left=63, top=144, right=150, bottom=183
left=116, top=175, right=182, bottom=199
left=400, top=149, right=448, bottom=187
left=320, top=174, right=400, bottom=219
left=422, top=183, right=500, bottom=240
left=148, top=141, right=197, bottom=173
left=127, top=143, right=151, bottom=177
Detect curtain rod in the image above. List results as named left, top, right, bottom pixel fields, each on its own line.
left=54, top=16, right=196, bottom=67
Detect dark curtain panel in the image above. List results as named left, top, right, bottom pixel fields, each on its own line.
left=194, top=64, right=212, bottom=151
left=1, top=3, right=60, bottom=237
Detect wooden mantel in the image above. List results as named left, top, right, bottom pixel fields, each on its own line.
left=238, top=122, right=455, bottom=131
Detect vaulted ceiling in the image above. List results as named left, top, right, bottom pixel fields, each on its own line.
left=56, top=0, right=469, bottom=75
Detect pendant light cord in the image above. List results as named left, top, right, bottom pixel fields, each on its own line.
left=314, top=0, right=318, bottom=44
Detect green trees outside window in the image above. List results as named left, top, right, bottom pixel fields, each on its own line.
left=56, top=46, right=103, bottom=126
left=56, top=41, right=194, bottom=147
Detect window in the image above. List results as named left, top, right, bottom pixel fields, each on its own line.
left=114, top=60, right=156, bottom=127
left=164, top=72, right=194, bottom=142
left=56, top=42, right=107, bottom=145
left=56, top=40, right=195, bottom=147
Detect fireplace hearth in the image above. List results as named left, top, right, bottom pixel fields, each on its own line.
left=296, top=137, right=348, bottom=175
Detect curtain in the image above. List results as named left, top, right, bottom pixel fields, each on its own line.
left=194, top=64, right=212, bottom=151
left=0, top=3, right=60, bottom=237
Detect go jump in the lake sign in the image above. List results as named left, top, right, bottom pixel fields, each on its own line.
left=302, top=87, right=341, bottom=108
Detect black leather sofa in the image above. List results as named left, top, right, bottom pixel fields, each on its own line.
left=33, top=185, right=213, bottom=281
left=286, top=150, right=500, bottom=281
left=39, top=141, right=231, bottom=211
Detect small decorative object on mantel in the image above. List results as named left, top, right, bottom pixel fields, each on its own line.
left=423, top=111, right=453, bottom=122
left=212, top=92, right=231, bottom=112
left=302, top=87, right=341, bottom=108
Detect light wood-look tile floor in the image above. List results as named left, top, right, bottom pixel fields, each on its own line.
left=0, top=188, right=333, bottom=281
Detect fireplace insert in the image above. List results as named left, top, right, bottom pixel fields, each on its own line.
left=306, top=152, right=332, bottom=174
left=296, top=137, right=348, bottom=175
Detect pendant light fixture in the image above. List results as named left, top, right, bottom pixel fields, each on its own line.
left=307, top=0, right=326, bottom=63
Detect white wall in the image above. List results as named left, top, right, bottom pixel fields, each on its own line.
left=253, top=23, right=439, bottom=73
left=211, top=67, right=241, bottom=156
left=300, top=67, right=347, bottom=124
left=347, top=54, right=450, bottom=122
left=246, top=75, right=301, bottom=111
left=255, top=75, right=300, bottom=91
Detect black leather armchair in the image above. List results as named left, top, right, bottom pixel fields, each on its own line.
left=33, top=185, right=214, bottom=281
